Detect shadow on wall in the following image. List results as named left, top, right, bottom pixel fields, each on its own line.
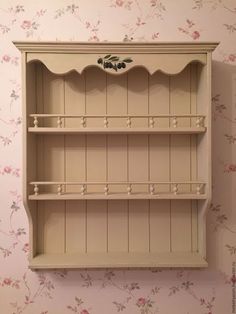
left=207, top=60, right=236, bottom=270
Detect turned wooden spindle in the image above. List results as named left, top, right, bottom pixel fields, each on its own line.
left=80, top=116, right=86, bottom=128
left=172, top=116, right=178, bottom=128
left=196, top=184, right=202, bottom=195
left=81, top=184, right=86, bottom=195
left=33, top=116, right=39, bottom=128
left=149, top=117, right=154, bottom=128
left=126, top=117, right=131, bottom=128
left=57, top=117, right=62, bottom=128
left=104, top=117, right=108, bottom=128
left=104, top=184, right=109, bottom=195
left=34, top=184, right=39, bottom=196
left=196, top=116, right=203, bottom=128
left=173, top=184, right=178, bottom=195
left=57, top=184, right=62, bottom=195
left=127, top=184, right=132, bottom=195
left=150, top=184, right=155, bottom=195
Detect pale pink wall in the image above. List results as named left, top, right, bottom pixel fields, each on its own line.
left=0, top=1, right=235, bottom=313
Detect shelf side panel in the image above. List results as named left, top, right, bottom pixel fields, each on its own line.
left=190, top=64, right=199, bottom=253
left=191, top=200, right=198, bottom=252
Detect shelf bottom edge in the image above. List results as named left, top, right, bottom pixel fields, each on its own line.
left=29, top=252, right=208, bottom=269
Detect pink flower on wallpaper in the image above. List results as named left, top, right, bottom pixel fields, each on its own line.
left=224, top=163, right=236, bottom=172
left=36, top=9, right=47, bottom=17
left=0, top=166, right=20, bottom=176
left=110, top=0, right=133, bottom=10
left=0, top=24, right=10, bottom=34
left=3, top=166, right=12, bottom=173
left=21, top=20, right=32, bottom=29
left=80, top=310, right=89, bottom=314
left=116, top=0, right=125, bottom=7
left=225, top=244, right=236, bottom=255
left=231, top=275, right=236, bottom=284
left=136, top=297, right=147, bottom=306
left=2, top=54, right=10, bottom=62
left=1, top=54, right=19, bottom=65
left=3, top=278, right=12, bottom=286
left=229, top=54, right=236, bottom=61
left=178, top=19, right=201, bottom=40
left=192, top=30, right=200, bottom=40
left=152, top=32, right=159, bottom=39
left=0, top=136, right=12, bottom=146
left=223, top=53, right=236, bottom=63
left=22, top=243, right=29, bottom=253
left=1, top=277, right=20, bottom=289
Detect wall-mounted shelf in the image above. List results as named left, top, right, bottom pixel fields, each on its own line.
left=14, top=41, right=218, bottom=269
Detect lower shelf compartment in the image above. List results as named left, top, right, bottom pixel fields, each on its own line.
left=29, top=252, right=207, bottom=269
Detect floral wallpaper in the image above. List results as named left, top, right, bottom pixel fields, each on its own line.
left=0, top=0, right=235, bottom=313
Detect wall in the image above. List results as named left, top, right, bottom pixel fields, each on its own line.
left=0, top=0, right=235, bottom=313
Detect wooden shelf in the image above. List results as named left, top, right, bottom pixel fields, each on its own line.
left=29, top=192, right=207, bottom=200
left=29, top=252, right=208, bottom=269
left=15, top=41, right=218, bottom=269
left=28, top=127, right=206, bottom=134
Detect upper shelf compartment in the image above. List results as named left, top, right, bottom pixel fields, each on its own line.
left=14, top=41, right=218, bottom=76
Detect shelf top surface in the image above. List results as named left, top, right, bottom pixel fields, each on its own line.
left=13, top=41, right=219, bottom=53
left=29, top=193, right=207, bottom=200
left=28, top=127, right=206, bottom=134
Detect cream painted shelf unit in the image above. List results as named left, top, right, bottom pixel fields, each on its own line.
left=14, top=41, right=218, bottom=269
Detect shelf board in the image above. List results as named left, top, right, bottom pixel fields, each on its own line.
left=29, top=192, right=207, bottom=200
left=28, top=127, right=206, bottom=134
left=29, top=252, right=208, bottom=269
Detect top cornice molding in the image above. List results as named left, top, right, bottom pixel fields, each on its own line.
left=13, top=41, right=219, bottom=54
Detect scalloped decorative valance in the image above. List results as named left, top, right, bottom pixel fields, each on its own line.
left=14, top=41, right=218, bottom=75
